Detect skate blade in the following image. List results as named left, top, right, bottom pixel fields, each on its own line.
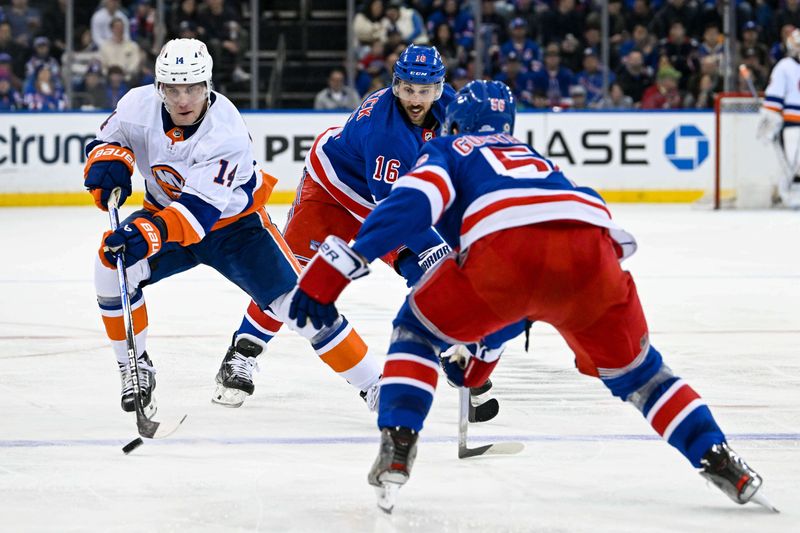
left=375, top=482, right=401, bottom=514
left=212, top=385, right=248, bottom=408
left=749, top=490, right=779, bottom=513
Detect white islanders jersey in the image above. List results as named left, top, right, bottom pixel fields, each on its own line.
left=87, top=85, right=272, bottom=246
left=763, top=56, right=800, bottom=125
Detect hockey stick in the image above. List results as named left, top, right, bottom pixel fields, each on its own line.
left=740, top=64, right=797, bottom=205
left=107, top=188, right=187, bottom=439
left=458, top=387, right=524, bottom=458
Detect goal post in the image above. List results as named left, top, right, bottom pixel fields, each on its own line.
left=713, top=92, right=783, bottom=209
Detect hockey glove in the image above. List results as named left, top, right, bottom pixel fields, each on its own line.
left=101, top=216, right=165, bottom=268
left=289, top=235, right=370, bottom=329
left=756, top=108, right=783, bottom=143
left=394, top=242, right=452, bottom=287
left=84, top=144, right=135, bottom=211
left=441, top=343, right=503, bottom=388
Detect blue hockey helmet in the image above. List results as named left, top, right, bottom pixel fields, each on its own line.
left=392, top=45, right=446, bottom=102
left=442, top=80, right=516, bottom=135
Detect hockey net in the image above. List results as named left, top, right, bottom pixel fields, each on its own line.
left=711, top=92, right=783, bottom=209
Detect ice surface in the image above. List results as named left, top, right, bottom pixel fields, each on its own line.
left=1, top=205, right=798, bottom=532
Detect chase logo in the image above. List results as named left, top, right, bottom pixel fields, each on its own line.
left=664, top=125, right=708, bottom=170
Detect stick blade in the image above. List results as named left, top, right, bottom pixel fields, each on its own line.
left=137, top=413, right=187, bottom=439
left=459, top=441, right=525, bottom=459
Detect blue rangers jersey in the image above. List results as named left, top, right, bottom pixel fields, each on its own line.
left=305, top=84, right=455, bottom=223
left=352, top=132, right=637, bottom=263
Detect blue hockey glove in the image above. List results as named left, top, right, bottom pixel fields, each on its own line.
left=394, top=242, right=452, bottom=287
left=101, top=216, right=165, bottom=268
left=441, top=343, right=503, bottom=388
left=84, top=144, right=135, bottom=211
left=289, top=235, right=370, bottom=329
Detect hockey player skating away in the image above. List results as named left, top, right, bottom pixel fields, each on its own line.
left=213, top=45, right=493, bottom=415
left=287, top=80, right=777, bottom=513
left=85, top=38, right=381, bottom=416
left=757, top=28, right=800, bottom=207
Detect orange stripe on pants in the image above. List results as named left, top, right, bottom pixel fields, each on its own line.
left=318, top=329, right=368, bottom=373
left=101, top=304, right=149, bottom=341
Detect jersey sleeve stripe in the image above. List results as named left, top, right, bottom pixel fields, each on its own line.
left=394, top=175, right=445, bottom=223
left=306, top=127, right=374, bottom=222
left=159, top=201, right=206, bottom=245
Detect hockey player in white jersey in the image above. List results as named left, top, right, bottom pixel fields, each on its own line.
left=757, top=28, right=800, bottom=206
left=85, top=39, right=382, bottom=416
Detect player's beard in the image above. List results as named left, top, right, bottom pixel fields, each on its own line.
left=402, top=100, right=432, bottom=126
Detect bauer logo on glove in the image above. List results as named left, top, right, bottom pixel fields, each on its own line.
left=100, top=217, right=165, bottom=268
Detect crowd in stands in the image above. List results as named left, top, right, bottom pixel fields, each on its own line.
left=0, top=1, right=798, bottom=112
left=0, top=0, right=250, bottom=111
left=329, top=0, right=800, bottom=111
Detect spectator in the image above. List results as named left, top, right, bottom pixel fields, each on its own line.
left=356, top=57, right=389, bottom=96
left=426, top=0, right=472, bottom=49
left=40, top=0, right=68, bottom=53
left=774, top=0, right=800, bottom=43
left=684, top=55, right=722, bottom=109
left=130, top=0, right=157, bottom=55
left=568, top=84, right=588, bottom=109
left=539, top=0, right=584, bottom=48
left=197, top=0, right=249, bottom=84
left=500, top=17, right=541, bottom=69
left=24, top=37, right=60, bottom=83
left=576, top=47, right=615, bottom=105
left=177, top=20, right=199, bottom=40
left=770, top=23, right=796, bottom=63
left=450, top=67, right=470, bottom=91
left=0, top=22, right=27, bottom=87
left=5, top=0, right=41, bottom=46
left=605, top=0, right=626, bottom=46
left=494, top=51, right=531, bottom=105
left=619, top=23, right=659, bottom=70
left=105, top=64, right=129, bottom=108
left=0, top=73, right=23, bottom=110
left=739, top=21, right=770, bottom=73
left=508, top=0, right=542, bottom=42
left=615, top=51, right=654, bottom=105
left=697, top=23, right=724, bottom=65
left=385, top=0, right=429, bottom=45
left=314, top=67, right=362, bottom=111
left=73, top=63, right=110, bottom=110
left=23, top=64, right=66, bottom=110
left=640, top=65, right=683, bottom=109
left=595, top=82, right=634, bottom=109
left=354, top=0, right=389, bottom=55
left=91, top=0, right=131, bottom=48
left=625, top=0, right=653, bottom=35
left=529, top=42, right=574, bottom=106
left=100, top=17, right=143, bottom=81
left=169, top=0, right=201, bottom=39
left=740, top=47, right=768, bottom=91
left=650, top=0, right=699, bottom=40
left=657, top=21, right=698, bottom=89
left=430, top=22, right=462, bottom=69
left=531, top=89, right=550, bottom=109
left=69, top=27, right=102, bottom=88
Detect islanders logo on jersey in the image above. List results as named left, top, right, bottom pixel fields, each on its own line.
left=151, top=164, right=186, bottom=200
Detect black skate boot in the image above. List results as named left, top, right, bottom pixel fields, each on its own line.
left=119, top=351, right=156, bottom=418
left=212, top=335, right=262, bottom=407
left=699, top=443, right=777, bottom=511
left=368, top=426, right=418, bottom=513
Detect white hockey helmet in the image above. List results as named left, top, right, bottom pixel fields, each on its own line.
left=786, top=29, right=800, bottom=58
left=155, top=38, right=213, bottom=108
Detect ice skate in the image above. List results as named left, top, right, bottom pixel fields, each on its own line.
left=699, top=442, right=779, bottom=512
left=359, top=379, right=381, bottom=412
left=368, top=426, right=418, bottom=513
left=119, top=351, right=157, bottom=419
left=212, top=335, right=262, bottom=407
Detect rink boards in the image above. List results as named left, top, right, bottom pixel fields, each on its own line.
left=0, top=110, right=717, bottom=205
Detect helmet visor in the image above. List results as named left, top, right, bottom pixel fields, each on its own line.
left=392, top=78, right=444, bottom=103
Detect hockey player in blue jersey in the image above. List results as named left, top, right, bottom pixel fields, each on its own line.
left=213, top=45, right=485, bottom=411
left=287, top=80, right=775, bottom=512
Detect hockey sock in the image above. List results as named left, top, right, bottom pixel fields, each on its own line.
left=377, top=338, right=439, bottom=432
left=604, top=345, right=725, bottom=467
left=98, top=288, right=148, bottom=365
left=311, top=316, right=380, bottom=391
left=236, top=300, right=282, bottom=350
